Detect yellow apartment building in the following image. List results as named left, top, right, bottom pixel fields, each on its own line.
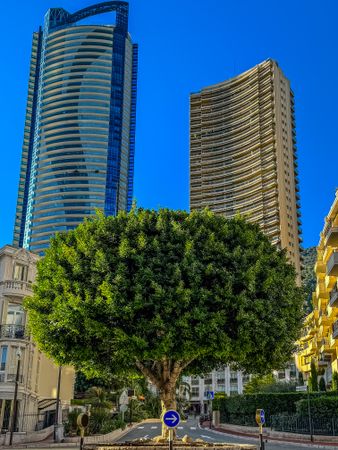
left=296, top=190, right=338, bottom=384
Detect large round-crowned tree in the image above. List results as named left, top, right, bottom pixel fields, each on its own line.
left=25, top=209, right=303, bottom=422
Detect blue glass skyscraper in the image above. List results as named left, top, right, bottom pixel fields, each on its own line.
left=13, top=2, right=138, bottom=254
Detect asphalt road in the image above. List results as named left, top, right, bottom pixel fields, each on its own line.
left=117, top=417, right=336, bottom=450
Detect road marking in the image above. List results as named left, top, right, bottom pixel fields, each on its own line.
left=151, top=426, right=158, bottom=429
left=138, top=426, right=145, bottom=429
left=201, top=435, right=216, bottom=440
left=144, top=435, right=149, bottom=439
left=190, top=426, right=196, bottom=430
left=177, top=426, right=183, bottom=429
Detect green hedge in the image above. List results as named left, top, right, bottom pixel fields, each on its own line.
left=296, top=396, right=338, bottom=418
left=215, top=392, right=338, bottom=426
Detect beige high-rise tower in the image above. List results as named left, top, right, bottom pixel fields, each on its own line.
left=190, top=59, right=302, bottom=276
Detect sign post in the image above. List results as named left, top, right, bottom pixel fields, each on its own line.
left=77, top=413, right=89, bottom=450
left=120, top=404, right=128, bottom=422
left=255, top=409, right=265, bottom=450
left=206, top=391, right=214, bottom=429
left=163, top=410, right=180, bottom=450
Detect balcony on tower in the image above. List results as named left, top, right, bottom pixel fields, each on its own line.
left=327, top=251, right=338, bottom=277
left=318, top=351, right=332, bottom=367
left=329, top=283, right=338, bottom=307
left=319, top=337, right=333, bottom=354
left=323, top=219, right=338, bottom=247
left=318, top=310, right=330, bottom=327
left=332, top=320, right=338, bottom=340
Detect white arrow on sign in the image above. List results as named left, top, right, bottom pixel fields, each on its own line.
left=166, top=414, right=179, bottom=425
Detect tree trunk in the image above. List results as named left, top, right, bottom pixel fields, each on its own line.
left=135, top=359, right=194, bottom=439
left=160, top=383, right=177, bottom=438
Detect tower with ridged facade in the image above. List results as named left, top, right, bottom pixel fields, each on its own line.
left=13, top=2, right=138, bottom=254
left=190, top=59, right=301, bottom=277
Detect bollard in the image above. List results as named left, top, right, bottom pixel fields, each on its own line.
left=77, top=413, right=89, bottom=450
left=255, top=409, right=265, bottom=450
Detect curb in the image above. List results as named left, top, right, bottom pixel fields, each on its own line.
left=200, top=423, right=338, bottom=449
left=1, top=423, right=141, bottom=449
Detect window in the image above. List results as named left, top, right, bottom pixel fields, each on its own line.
left=0, top=346, right=8, bottom=371
left=6, top=304, right=24, bottom=326
left=191, top=377, right=199, bottom=386
left=203, top=374, right=212, bottom=385
left=13, top=264, right=28, bottom=282
left=191, top=387, right=199, bottom=397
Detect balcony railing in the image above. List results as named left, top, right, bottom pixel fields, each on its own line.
left=327, top=251, right=338, bottom=277
left=330, top=283, right=338, bottom=307
left=332, top=320, right=338, bottom=339
left=0, top=372, right=24, bottom=383
left=320, top=338, right=330, bottom=347
left=323, top=220, right=338, bottom=246
left=0, top=324, right=27, bottom=340
left=0, top=280, right=33, bottom=295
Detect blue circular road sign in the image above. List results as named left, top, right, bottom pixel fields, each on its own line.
left=163, top=410, right=180, bottom=428
left=260, top=409, right=265, bottom=424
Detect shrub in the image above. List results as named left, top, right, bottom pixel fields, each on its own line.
left=319, top=377, right=326, bottom=392
left=64, top=408, right=83, bottom=435
left=310, top=361, right=318, bottom=391
left=216, top=391, right=338, bottom=426
left=333, top=372, right=338, bottom=391
left=296, top=396, right=338, bottom=418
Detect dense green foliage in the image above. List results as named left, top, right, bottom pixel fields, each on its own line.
left=298, top=372, right=304, bottom=386
left=243, top=374, right=275, bottom=394
left=309, top=361, right=319, bottom=391
left=244, top=374, right=297, bottom=394
left=333, top=372, right=338, bottom=391
left=319, top=377, right=326, bottom=392
left=215, top=392, right=338, bottom=426
left=296, top=396, right=338, bottom=418
left=301, top=247, right=317, bottom=313
left=216, top=393, right=305, bottom=426
left=25, top=209, right=303, bottom=409
left=64, top=408, right=126, bottom=436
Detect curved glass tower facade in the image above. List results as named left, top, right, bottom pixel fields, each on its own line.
left=13, top=2, right=138, bottom=254
left=190, top=59, right=302, bottom=278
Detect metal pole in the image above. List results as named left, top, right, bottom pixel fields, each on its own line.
left=9, top=357, right=21, bottom=446
left=129, top=398, right=132, bottom=426
left=54, top=366, right=62, bottom=442
left=80, top=428, right=84, bottom=450
left=259, top=424, right=265, bottom=450
left=307, top=385, right=313, bottom=442
left=169, top=428, right=173, bottom=450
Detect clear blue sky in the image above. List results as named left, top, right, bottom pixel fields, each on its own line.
left=1, top=0, right=337, bottom=249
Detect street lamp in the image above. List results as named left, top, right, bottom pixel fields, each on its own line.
left=9, top=348, right=22, bottom=446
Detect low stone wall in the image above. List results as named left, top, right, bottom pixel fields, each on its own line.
left=66, top=424, right=139, bottom=445
left=3, top=425, right=53, bottom=445
left=95, top=446, right=257, bottom=450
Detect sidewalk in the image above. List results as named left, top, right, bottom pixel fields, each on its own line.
left=202, top=421, right=338, bottom=448
left=1, top=422, right=139, bottom=449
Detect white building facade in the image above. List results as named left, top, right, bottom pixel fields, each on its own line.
left=183, top=363, right=298, bottom=414
left=0, top=245, right=74, bottom=436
